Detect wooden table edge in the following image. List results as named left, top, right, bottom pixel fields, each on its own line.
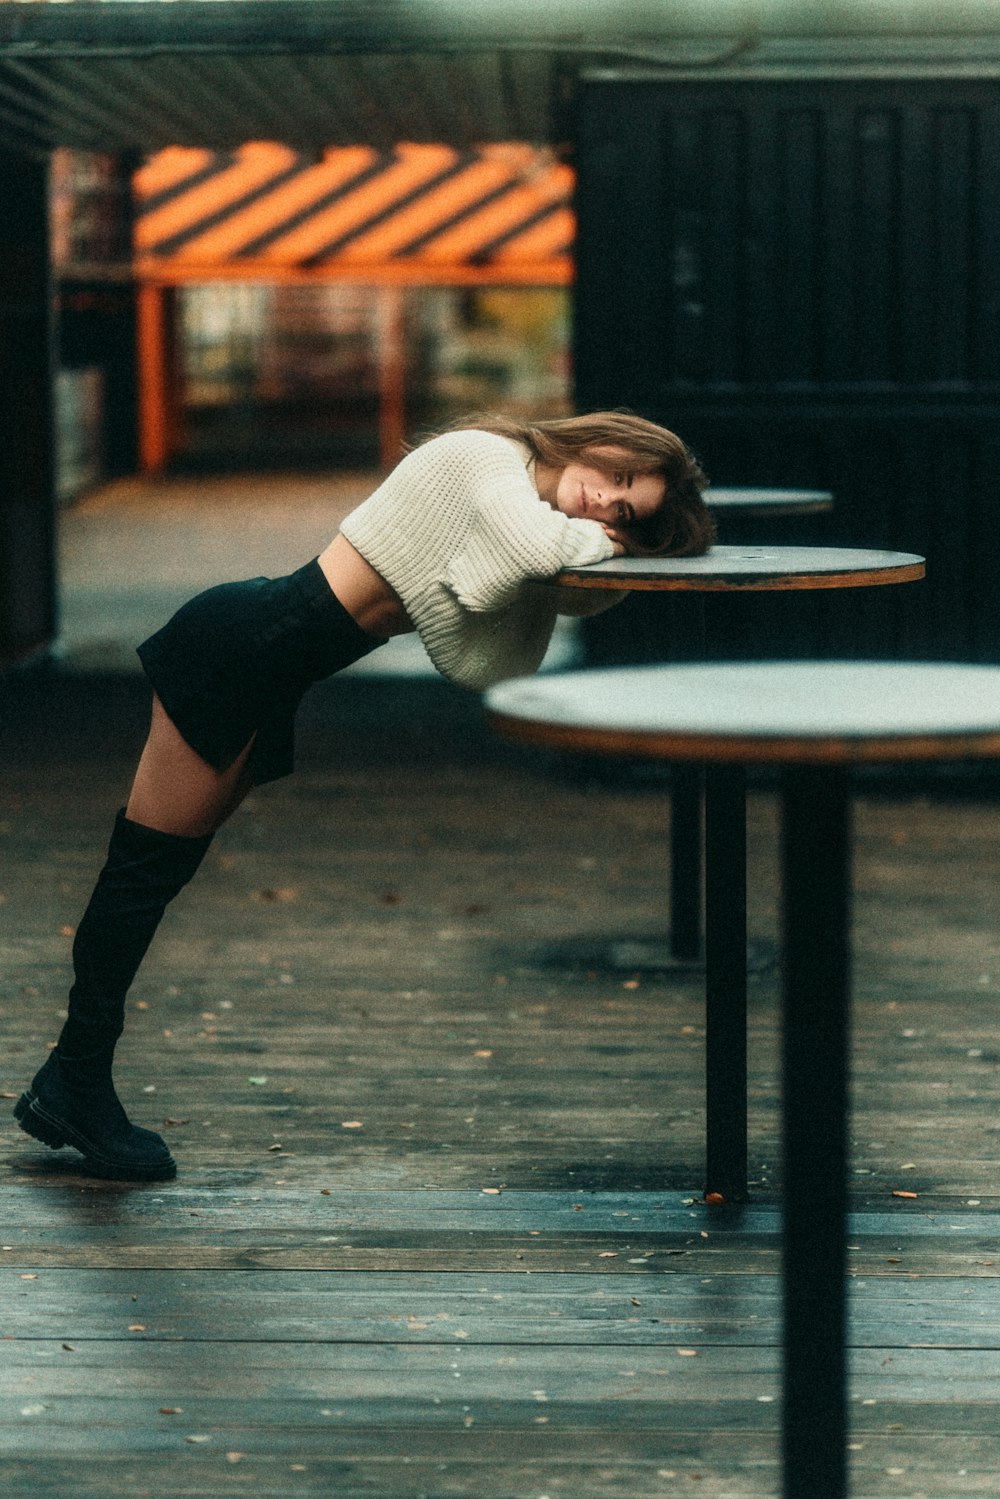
left=556, top=560, right=926, bottom=592
left=486, top=713, right=1000, bottom=766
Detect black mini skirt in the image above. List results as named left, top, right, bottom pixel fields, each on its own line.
left=136, top=558, right=384, bottom=784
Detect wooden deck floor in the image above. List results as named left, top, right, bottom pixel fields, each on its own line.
left=2, top=669, right=999, bottom=1497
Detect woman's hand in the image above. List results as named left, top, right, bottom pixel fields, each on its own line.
left=598, top=521, right=628, bottom=557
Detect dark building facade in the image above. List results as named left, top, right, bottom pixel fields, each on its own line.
left=574, top=79, right=1000, bottom=665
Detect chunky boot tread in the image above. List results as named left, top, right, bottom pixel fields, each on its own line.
left=14, top=1091, right=67, bottom=1150
left=13, top=1088, right=177, bottom=1182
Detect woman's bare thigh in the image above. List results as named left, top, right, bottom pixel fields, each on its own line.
left=126, top=694, right=255, bottom=837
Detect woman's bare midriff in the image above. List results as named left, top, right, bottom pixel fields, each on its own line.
left=317, top=533, right=414, bottom=639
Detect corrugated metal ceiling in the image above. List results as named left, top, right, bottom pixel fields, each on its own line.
left=3, top=0, right=1000, bottom=159
left=0, top=51, right=560, bottom=157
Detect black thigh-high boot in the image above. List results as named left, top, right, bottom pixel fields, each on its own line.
left=14, top=808, right=214, bottom=1180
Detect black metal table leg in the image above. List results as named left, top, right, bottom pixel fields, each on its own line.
left=703, top=763, right=748, bottom=1202
left=670, top=763, right=704, bottom=962
left=669, top=597, right=709, bottom=964
left=780, top=764, right=851, bottom=1499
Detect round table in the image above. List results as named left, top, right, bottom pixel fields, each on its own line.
left=557, top=546, right=925, bottom=966
left=486, top=660, right=1000, bottom=1499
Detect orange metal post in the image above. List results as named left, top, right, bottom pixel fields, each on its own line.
left=377, top=284, right=406, bottom=472
left=136, top=282, right=171, bottom=472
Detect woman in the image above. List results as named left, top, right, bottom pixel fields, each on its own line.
left=14, top=411, right=712, bottom=1181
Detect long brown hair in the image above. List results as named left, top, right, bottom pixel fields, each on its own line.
left=440, top=410, right=714, bottom=557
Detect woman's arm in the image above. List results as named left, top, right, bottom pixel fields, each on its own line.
left=445, top=466, right=616, bottom=612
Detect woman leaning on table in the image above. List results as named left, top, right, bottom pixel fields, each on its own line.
left=13, top=410, right=713, bottom=1181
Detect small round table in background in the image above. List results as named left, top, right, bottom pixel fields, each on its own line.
left=705, top=485, right=833, bottom=518
left=486, top=660, right=1000, bottom=1499
left=558, top=546, right=925, bottom=967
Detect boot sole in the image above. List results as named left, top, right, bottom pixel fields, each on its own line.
left=13, top=1091, right=177, bottom=1182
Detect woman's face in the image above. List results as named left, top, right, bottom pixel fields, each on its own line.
left=547, top=448, right=665, bottom=540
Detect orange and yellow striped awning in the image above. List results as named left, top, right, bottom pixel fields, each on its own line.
left=133, top=142, right=573, bottom=285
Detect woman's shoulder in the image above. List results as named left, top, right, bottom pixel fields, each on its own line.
left=410, top=428, right=530, bottom=470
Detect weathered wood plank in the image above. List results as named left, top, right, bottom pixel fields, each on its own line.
left=2, top=1269, right=1000, bottom=1347
left=1, top=1439, right=998, bottom=1499
left=3, top=1336, right=1000, bottom=1398
left=1, top=1188, right=997, bottom=1274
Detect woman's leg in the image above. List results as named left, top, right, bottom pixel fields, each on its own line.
left=126, top=692, right=257, bottom=836
left=15, top=697, right=256, bottom=1180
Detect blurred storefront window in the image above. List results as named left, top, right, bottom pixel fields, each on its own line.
left=175, top=282, right=569, bottom=470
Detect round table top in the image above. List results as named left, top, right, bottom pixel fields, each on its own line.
left=486, top=663, right=1000, bottom=766
left=557, top=545, right=925, bottom=592
left=705, top=486, right=833, bottom=515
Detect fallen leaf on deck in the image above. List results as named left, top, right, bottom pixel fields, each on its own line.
left=892, top=1190, right=918, bottom=1200
left=341, top=1120, right=363, bottom=1129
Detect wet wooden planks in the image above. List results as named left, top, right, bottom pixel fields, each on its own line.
left=2, top=1190, right=1000, bottom=1495
left=4, top=672, right=1000, bottom=1494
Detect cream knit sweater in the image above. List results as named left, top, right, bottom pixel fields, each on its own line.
left=340, top=429, right=619, bottom=690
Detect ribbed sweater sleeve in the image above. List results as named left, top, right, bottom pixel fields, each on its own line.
left=442, top=442, right=614, bottom=611
left=339, top=430, right=617, bottom=689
